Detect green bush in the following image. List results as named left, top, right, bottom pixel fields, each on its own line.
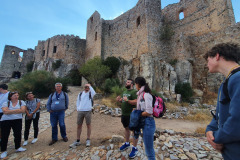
left=26, top=61, right=34, bottom=72
left=103, top=78, right=120, bottom=93
left=52, top=60, right=62, bottom=70
left=8, top=70, right=68, bottom=99
left=159, top=23, right=175, bottom=41
left=175, top=82, right=193, bottom=102
left=65, top=69, right=82, bottom=86
left=103, top=56, right=121, bottom=77
left=111, top=86, right=126, bottom=97
left=169, top=59, right=178, bottom=66
left=151, top=90, right=163, bottom=99
left=79, top=57, right=111, bottom=88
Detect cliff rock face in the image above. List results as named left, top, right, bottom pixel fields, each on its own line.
left=1, top=0, right=239, bottom=94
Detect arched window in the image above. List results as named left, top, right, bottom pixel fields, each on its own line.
left=179, top=11, right=184, bottom=20
left=137, top=16, right=141, bottom=27
left=95, top=32, right=97, bottom=41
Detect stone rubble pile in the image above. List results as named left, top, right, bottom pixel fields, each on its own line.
left=7, top=129, right=223, bottom=160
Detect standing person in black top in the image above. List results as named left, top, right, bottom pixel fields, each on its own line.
left=23, top=92, right=41, bottom=146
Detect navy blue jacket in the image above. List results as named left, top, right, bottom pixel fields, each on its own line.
left=206, top=72, right=240, bottom=159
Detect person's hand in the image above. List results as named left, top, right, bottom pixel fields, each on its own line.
left=116, top=96, right=122, bottom=102
left=206, top=131, right=224, bottom=152
left=27, top=113, right=33, bottom=119
left=123, top=96, right=128, bottom=102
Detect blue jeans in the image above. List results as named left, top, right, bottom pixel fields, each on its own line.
left=143, top=117, right=155, bottom=160
left=50, top=110, right=67, bottom=140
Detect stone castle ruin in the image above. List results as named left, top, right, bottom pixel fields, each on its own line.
left=0, top=0, right=239, bottom=95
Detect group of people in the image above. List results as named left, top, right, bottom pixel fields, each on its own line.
left=0, top=84, right=41, bottom=159
left=0, top=42, right=240, bottom=160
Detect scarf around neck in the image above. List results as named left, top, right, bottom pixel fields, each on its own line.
left=136, top=86, right=145, bottom=110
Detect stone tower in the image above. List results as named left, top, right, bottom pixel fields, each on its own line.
left=0, top=45, right=34, bottom=78
left=33, top=35, right=86, bottom=77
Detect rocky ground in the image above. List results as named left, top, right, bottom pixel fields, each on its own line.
left=3, top=86, right=222, bottom=160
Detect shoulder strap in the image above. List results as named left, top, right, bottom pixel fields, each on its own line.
left=223, top=67, right=240, bottom=102
left=50, top=93, right=54, bottom=104
left=79, top=92, right=83, bottom=101
left=142, top=92, right=145, bottom=100
left=8, top=101, right=10, bottom=107
left=19, top=100, right=22, bottom=106
left=63, top=92, right=67, bottom=108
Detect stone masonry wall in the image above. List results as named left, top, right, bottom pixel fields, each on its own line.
left=0, top=45, right=34, bottom=77
left=33, top=35, right=86, bottom=77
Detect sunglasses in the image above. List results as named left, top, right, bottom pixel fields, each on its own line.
left=25, top=92, right=33, bottom=96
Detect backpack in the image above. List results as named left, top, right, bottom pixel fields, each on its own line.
left=222, top=67, right=240, bottom=104
left=50, top=92, right=67, bottom=108
left=143, top=92, right=166, bottom=118
left=79, top=91, right=94, bottom=106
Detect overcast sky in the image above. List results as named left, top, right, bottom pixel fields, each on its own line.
left=0, top=0, right=239, bottom=63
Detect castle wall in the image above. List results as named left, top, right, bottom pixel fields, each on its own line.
left=162, top=0, right=235, bottom=36
left=34, top=35, right=86, bottom=77
left=85, top=12, right=103, bottom=60
left=0, top=45, right=34, bottom=77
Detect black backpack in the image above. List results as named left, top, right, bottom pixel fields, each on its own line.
left=221, top=67, right=240, bottom=104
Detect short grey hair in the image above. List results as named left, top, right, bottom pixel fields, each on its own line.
left=55, top=82, right=62, bottom=87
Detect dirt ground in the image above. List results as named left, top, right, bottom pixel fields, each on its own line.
left=12, top=86, right=206, bottom=156
left=14, top=111, right=205, bottom=156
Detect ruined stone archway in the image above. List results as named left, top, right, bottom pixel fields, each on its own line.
left=12, top=71, right=21, bottom=79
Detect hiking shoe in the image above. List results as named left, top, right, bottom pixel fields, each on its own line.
left=63, top=137, right=68, bottom=142
left=119, top=142, right=130, bottom=151
left=31, top=138, right=38, bottom=144
left=16, top=147, right=27, bottom=152
left=129, top=147, right=138, bottom=159
left=86, top=139, right=91, bottom=147
left=23, top=140, right=28, bottom=146
left=69, top=141, right=81, bottom=148
left=49, top=140, right=57, bottom=146
left=0, top=151, right=7, bottom=159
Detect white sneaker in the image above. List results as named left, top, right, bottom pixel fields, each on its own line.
left=23, top=140, right=28, bottom=146
left=0, top=151, right=7, bottom=159
left=69, top=141, right=81, bottom=148
left=31, top=138, right=38, bottom=144
left=86, top=139, right=91, bottom=147
left=16, top=147, right=26, bottom=152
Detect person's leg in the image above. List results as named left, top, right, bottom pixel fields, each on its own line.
left=125, top=127, right=130, bottom=142
left=50, top=112, right=58, bottom=141
left=120, top=115, right=131, bottom=151
left=58, top=110, right=67, bottom=139
left=1, top=120, right=11, bottom=152
left=142, top=117, right=156, bottom=160
left=24, top=118, right=32, bottom=141
left=12, top=119, right=22, bottom=149
left=85, top=111, right=92, bottom=140
left=33, top=112, right=40, bottom=138
left=0, top=113, right=3, bottom=141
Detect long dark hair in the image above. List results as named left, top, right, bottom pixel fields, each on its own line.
left=135, top=77, right=151, bottom=93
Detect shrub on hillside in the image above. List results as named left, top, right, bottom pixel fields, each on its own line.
left=65, top=69, right=82, bottom=86
left=103, top=56, right=121, bottom=77
left=52, top=59, right=62, bottom=70
left=175, top=82, right=193, bottom=102
left=26, top=61, right=34, bottom=72
left=79, top=57, right=111, bottom=88
left=8, top=70, right=68, bottom=99
left=111, top=86, right=126, bottom=97
left=103, top=78, right=120, bottom=94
